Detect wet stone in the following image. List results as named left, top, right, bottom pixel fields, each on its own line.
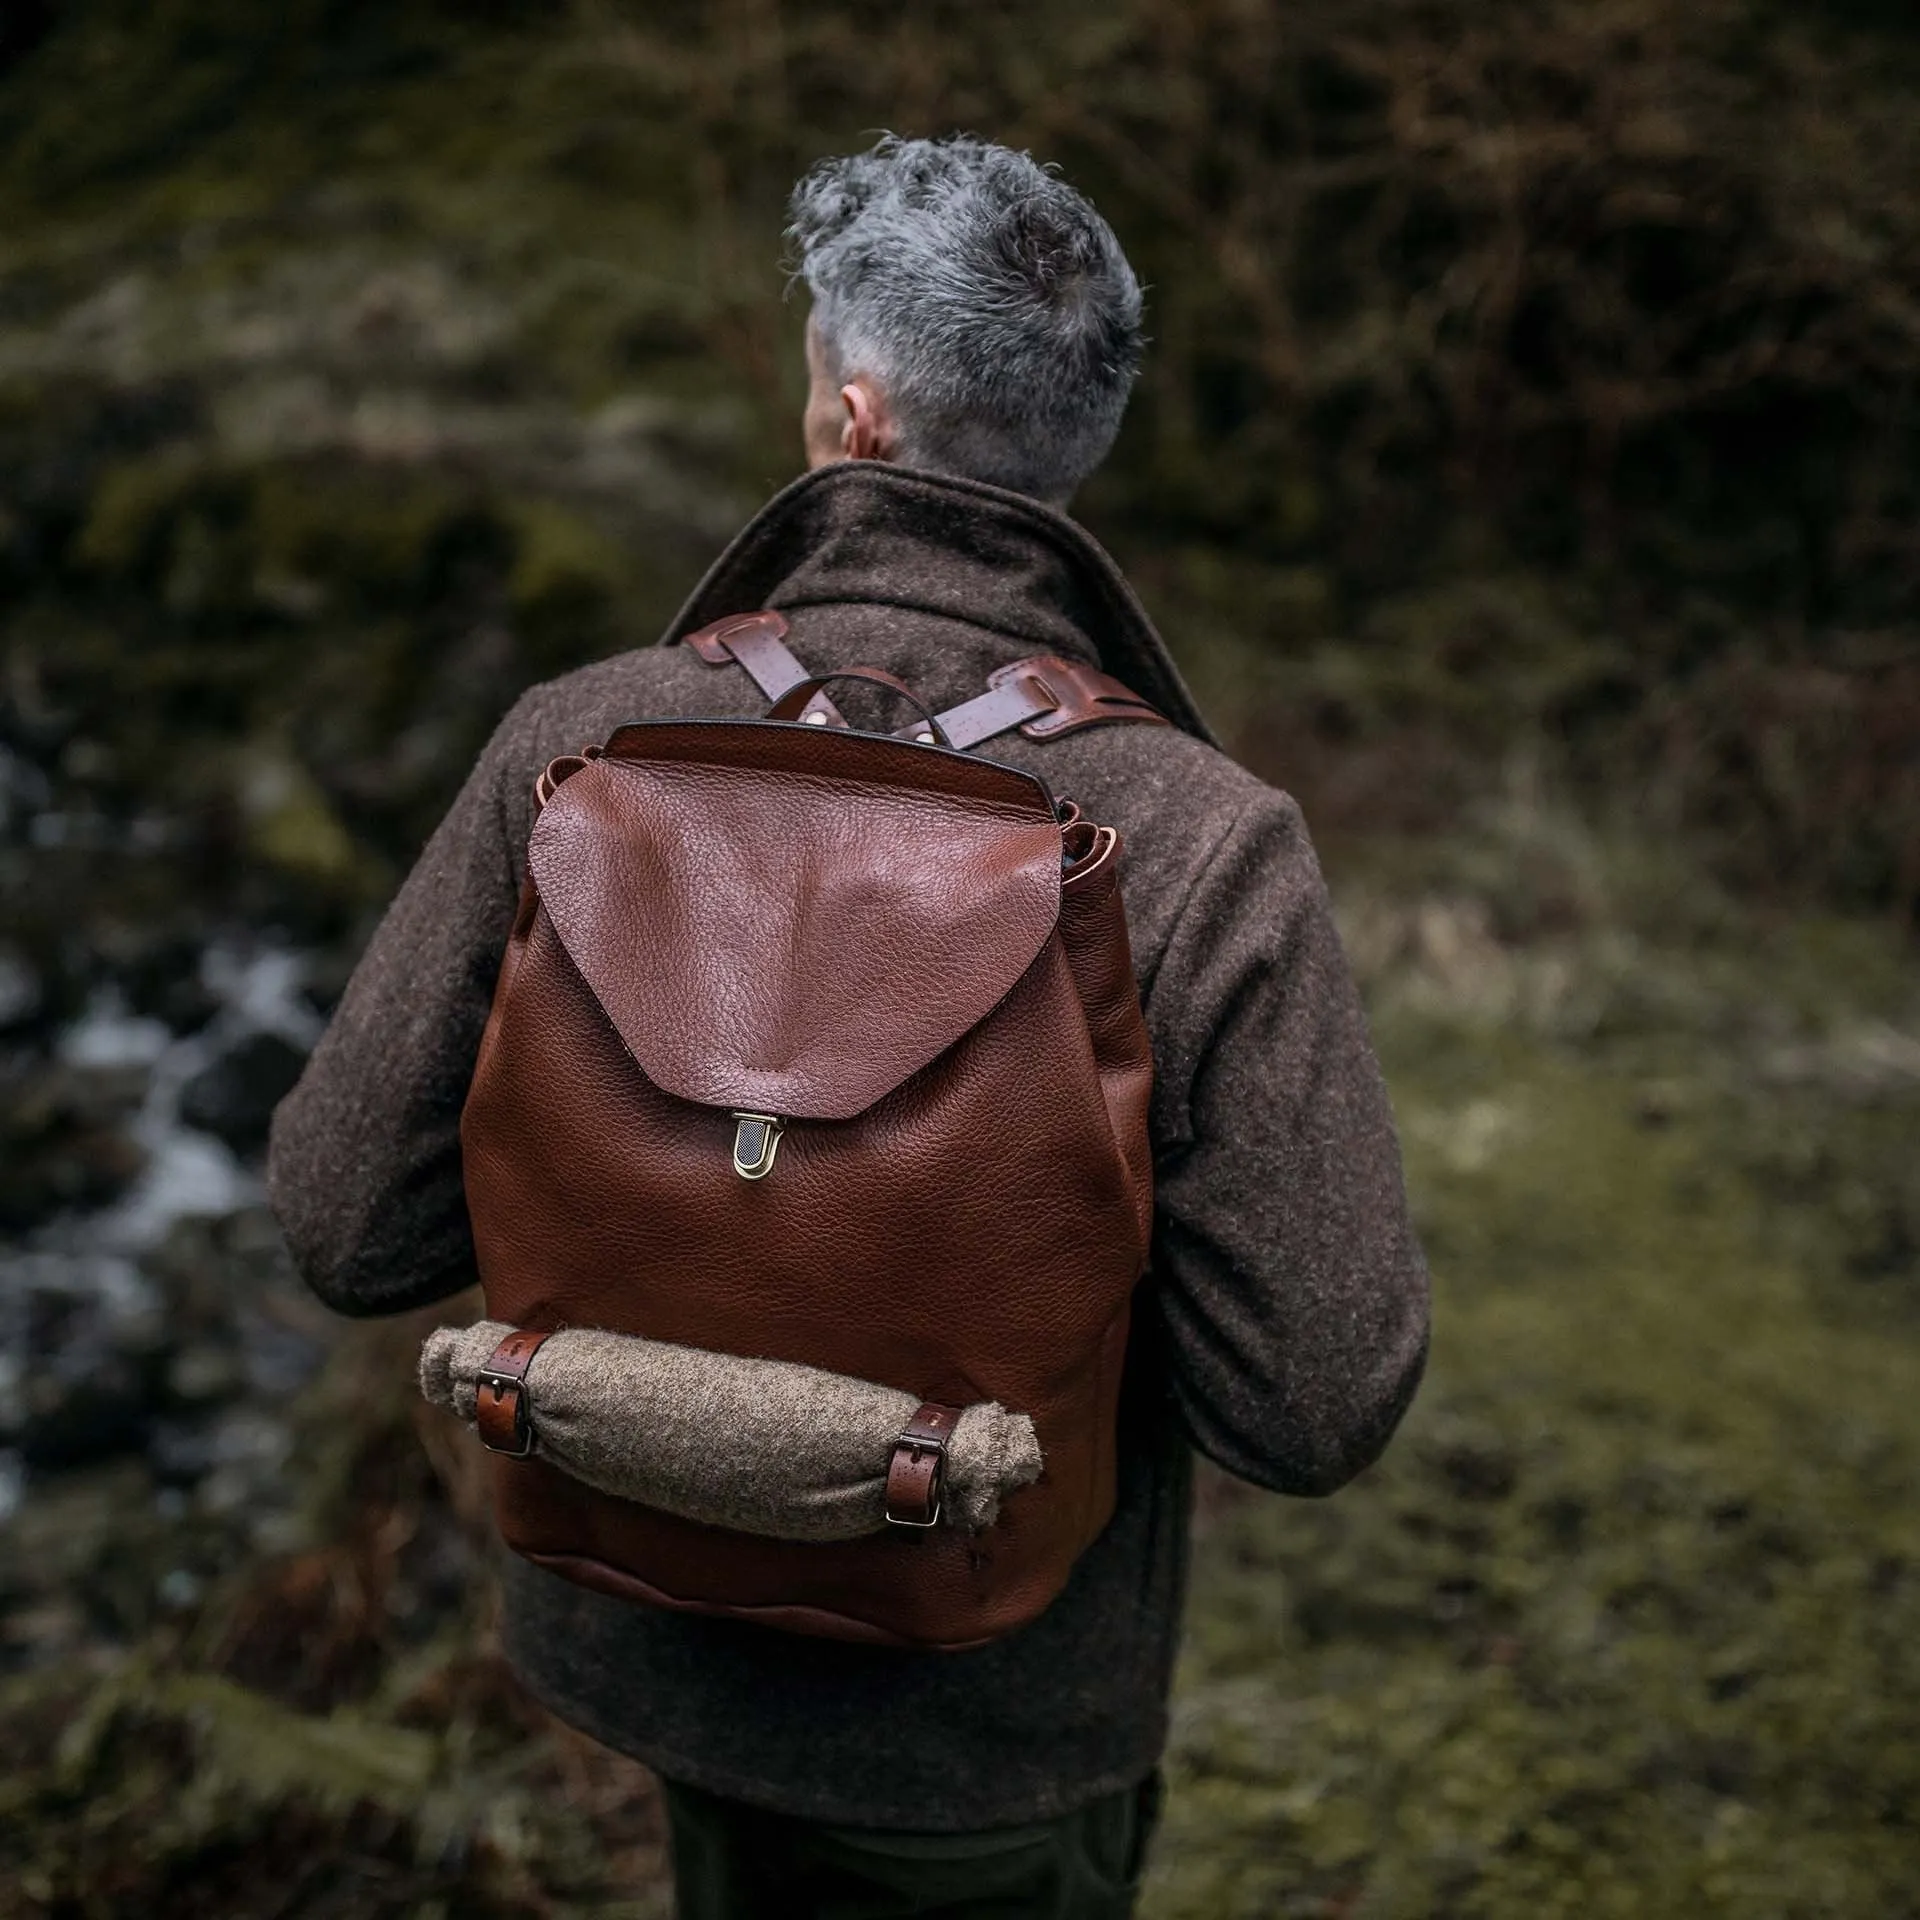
left=0, top=946, right=43, bottom=1032
left=166, top=1343, right=245, bottom=1404
left=0, top=1053, right=150, bottom=1231
left=102, top=927, right=223, bottom=1036
left=0, top=1252, right=171, bottom=1469
left=139, top=968, right=223, bottom=1039
left=177, top=1032, right=308, bottom=1154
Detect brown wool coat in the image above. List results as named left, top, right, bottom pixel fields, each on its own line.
left=267, top=461, right=1431, bottom=1830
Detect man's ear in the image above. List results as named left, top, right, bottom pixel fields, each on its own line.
left=839, top=378, right=897, bottom=462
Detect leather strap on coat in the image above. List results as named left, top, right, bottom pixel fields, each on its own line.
left=681, top=611, right=1170, bottom=748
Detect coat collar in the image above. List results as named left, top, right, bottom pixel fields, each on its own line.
left=662, top=463, right=1215, bottom=744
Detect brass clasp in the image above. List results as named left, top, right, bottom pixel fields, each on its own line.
left=731, top=1112, right=786, bottom=1180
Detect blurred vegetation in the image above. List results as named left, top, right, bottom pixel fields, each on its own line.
left=0, top=0, right=1916, bottom=1915
left=1158, top=809, right=1920, bottom=1916
left=4, top=0, right=1918, bottom=955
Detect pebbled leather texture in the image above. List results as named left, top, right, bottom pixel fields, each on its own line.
left=527, top=724, right=1065, bottom=1121
left=461, top=683, right=1158, bottom=1650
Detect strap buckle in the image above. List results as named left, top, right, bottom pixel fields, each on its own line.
left=884, top=1402, right=960, bottom=1528
left=473, top=1329, right=552, bottom=1459
left=475, top=1371, right=535, bottom=1457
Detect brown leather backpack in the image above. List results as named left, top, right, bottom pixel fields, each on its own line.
left=459, top=612, right=1165, bottom=1649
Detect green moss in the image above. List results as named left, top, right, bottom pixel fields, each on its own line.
left=235, top=743, right=364, bottom=888
left=1144, top=935, right=1920, bottom=1918
left=503, top=497, right=639, bottom=674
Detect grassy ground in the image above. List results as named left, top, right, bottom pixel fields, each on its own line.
left=1147, top=811, right=1920, bottom=1916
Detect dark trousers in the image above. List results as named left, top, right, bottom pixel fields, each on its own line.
left=662, top=1773, right=1163, bottom=1920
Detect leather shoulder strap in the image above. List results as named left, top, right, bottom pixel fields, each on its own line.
left=679, top=610, right=1171, bottom=749
left=935, top=656, right=1169, bottom=748
left=682, top=611, right=846, bottom=728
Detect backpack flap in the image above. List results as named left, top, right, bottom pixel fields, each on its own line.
left=526, top=722, right=1065, bottom=1123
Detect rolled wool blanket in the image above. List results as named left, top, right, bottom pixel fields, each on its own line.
left=419, top=1319, right=1044, bottom=1541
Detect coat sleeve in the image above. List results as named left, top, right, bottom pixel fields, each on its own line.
left=266, top=707, right=531, bottom=1318
left=1140, top=790, right=1430, bottom=1495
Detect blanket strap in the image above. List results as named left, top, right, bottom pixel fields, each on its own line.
left=884, top=1402, right=962, bottom=1528
left=476, top=1328, right=553, bottom=1458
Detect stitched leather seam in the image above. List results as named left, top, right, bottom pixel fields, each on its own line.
left=519, top=1550, right=1009, bottom=1652
left=589, top=754, right=1054, bottom=828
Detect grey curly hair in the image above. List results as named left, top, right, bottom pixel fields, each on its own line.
left=786, top=135, right=1144, bottom=504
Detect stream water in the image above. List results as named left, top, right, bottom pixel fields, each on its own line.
left=0, top=938, right=333, bottom=1621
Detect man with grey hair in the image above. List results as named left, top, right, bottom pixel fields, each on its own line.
left=790, top=135, right=1143, bottom=503
left=270, top=134, right=1429, bottom=1918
